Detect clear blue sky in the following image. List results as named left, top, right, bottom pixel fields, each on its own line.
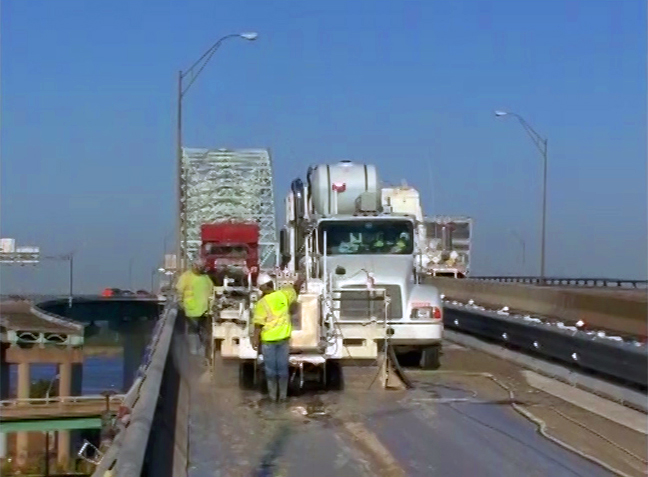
left=1, top=0, right=646, bottom=294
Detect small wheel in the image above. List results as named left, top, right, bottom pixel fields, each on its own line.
left=238, top=361, right=256, bottom=390
left=420, top=345, right=441, bottom=370
left=325, top=360, right=344, bottom=391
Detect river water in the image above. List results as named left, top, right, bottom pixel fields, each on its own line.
left=7, top=355, right=124, bottom=397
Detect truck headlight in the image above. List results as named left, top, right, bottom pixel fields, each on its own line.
left=416, top=308, right=431, bottom=319
left=411, top=307, right=442, bottom=320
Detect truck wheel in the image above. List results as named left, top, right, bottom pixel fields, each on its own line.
left=239, top=361, right=256, bottom=390
left=420, top=345, right=441, bottom=370
left=325, top=360, right=344, bottom=391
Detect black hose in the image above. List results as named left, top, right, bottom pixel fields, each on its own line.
left=386, top=343, right=415, bottom=389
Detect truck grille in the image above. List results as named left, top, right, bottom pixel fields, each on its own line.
left=333, top=285, right=403, bottom=321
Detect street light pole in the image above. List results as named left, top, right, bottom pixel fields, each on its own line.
left=176, top=69, right=183, bottom=276
left=495, top=110, right=548, bottom=284
left=68, top=253, right=74, bottom=307
left=176, top=32, right=258, bottom=274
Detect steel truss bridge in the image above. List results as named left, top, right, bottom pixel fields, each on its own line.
left=179, top=148, right=279, bottom=269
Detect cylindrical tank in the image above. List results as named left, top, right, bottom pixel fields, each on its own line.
left=309, top=161, right=380, bottom=215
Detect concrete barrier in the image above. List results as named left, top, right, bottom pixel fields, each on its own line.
left=427, top=278, right=647, bottom=337
left=145, top=316, right=190, bottom=477
left=91, top=306, right=188, bottom=477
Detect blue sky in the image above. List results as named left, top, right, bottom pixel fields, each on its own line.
left=1, top=0, right=646, bottom=294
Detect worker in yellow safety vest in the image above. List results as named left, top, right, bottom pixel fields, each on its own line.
left=176, top=258, right=214, bottom=357
left=390, top=232, right=410, bottom=254
left=252, top=272, right=305, bottom=402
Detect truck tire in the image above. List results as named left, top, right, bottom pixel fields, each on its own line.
left=325, top=360, right=344, bottom=391
left=239, top=361, right=256, bottom=390
left=420, top=345, right=441, bottom=370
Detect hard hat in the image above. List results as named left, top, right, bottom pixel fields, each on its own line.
left=257, top=272, right=273, bottom=286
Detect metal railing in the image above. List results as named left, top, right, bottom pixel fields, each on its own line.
left=0, top=395, right=125, bottom=407
left=444, top=303, right=648, bottom=390
left=471, top=276, right=648, bottom=289
left=91, top=302, right=178, bottom=477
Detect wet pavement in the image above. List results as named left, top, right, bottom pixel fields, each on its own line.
left=186, top=344, right=645, bottom=477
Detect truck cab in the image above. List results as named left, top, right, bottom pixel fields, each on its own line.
left=200, top=222, right=260, bottom=287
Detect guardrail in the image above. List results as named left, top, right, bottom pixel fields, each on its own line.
left=471, top=276, right=648, bottom=288
left=0, top=395, right=125, bottom=407
left=444, top=303, right=648, bottom=389
left=91, top=303, right=178, bottom=477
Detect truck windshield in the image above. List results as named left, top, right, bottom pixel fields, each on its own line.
left=319, top=220, right=414, bottom=255
left=203, top=245, right=248, bottom=258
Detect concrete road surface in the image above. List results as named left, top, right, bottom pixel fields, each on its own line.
left=185, top=345, right=642, bottom=477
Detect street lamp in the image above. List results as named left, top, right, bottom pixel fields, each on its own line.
left=494, top=110, right=548, bottom=284
left=176, top=32, right=258, bottom=273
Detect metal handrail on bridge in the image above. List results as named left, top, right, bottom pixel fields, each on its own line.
left=90, top=301, right=178, bottom=477
left=471, top=276, right=648, bottom=288
left=0, top=395, right=125, bottom=407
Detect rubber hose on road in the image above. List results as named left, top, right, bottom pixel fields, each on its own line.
left=387, top=344, right=415, bottom=389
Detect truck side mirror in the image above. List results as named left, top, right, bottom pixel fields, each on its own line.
left=335, top=266, right=346, bottom=275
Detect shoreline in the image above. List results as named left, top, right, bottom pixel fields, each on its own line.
left=83, top=345, right=122, bottom=357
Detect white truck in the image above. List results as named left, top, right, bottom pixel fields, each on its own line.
left=281, top=161, right=444, bottom=366
left=421, top=216, right=473, bottom=278
left=211, top=161, right=444, bottom=393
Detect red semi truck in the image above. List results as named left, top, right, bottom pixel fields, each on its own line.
left=200, top=222, right=260, bottom=286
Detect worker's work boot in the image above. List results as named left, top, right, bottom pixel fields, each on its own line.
left=278, top=377, right=289, bottom=402
left=266, top=378, right=278, bottom=402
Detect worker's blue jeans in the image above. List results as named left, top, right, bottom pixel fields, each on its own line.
left=262, top=339, right=290, bottom=379
left=184, top=314, right=208, bottom=357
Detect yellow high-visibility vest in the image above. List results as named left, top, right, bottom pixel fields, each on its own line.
left=253, top=286, right=297, bottom=342
left=175, top=270, right=213, bottom=318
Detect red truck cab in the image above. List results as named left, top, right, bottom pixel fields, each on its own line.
left=200, top=222, right=260, bottom=286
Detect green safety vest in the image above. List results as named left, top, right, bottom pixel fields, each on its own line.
left=253, top=287, right=297, bottom=342
left=176, top=271, right=213, bottom=318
